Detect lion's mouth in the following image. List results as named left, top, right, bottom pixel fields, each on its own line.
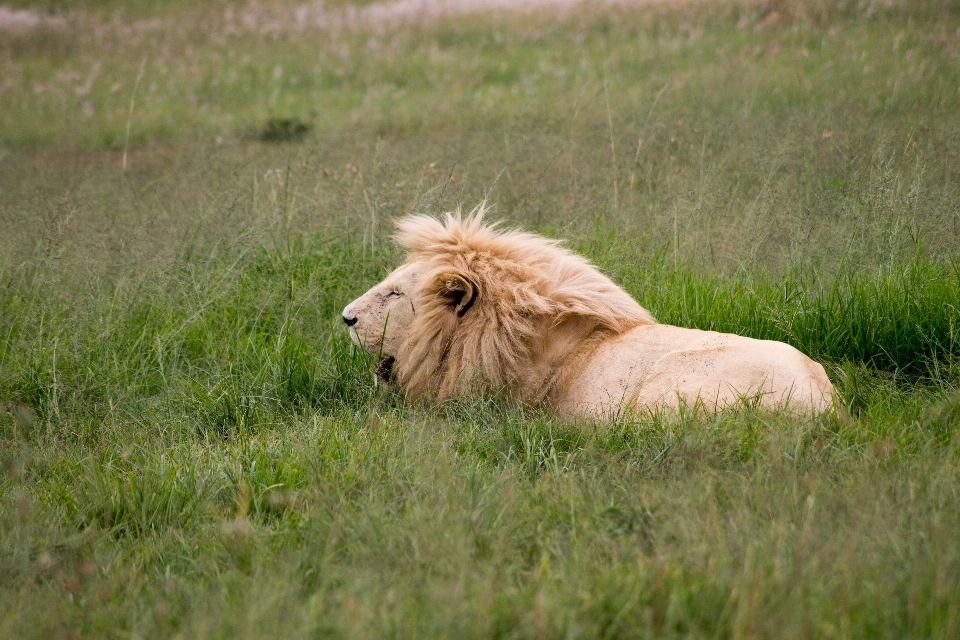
left=377, top=356, right=396, bottom=384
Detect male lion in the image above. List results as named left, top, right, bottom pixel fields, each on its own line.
left=342, top=206, right=834, bottom=417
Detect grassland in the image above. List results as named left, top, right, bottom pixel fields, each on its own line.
left=2, top=0, right=960, bottom=637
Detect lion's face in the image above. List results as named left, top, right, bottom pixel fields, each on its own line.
left=342, top=262, right=421, bottom=378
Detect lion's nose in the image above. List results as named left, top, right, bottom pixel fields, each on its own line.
left=343, top=314, right=358, bottom=327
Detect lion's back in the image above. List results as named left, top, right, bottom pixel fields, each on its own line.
left=559, top=324, right=834, bottom=417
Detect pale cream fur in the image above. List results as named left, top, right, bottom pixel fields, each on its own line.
left=342, top=205, right=834, bottom=417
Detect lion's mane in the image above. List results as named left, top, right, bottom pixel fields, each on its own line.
left=393, top=205, right=656, bottom=403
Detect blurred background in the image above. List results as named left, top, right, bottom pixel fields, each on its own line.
left=2, top=0, right=958, bottom=283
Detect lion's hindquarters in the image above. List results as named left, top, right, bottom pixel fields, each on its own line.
left=562, top=325, right=834, bottom=416
left=637, top=341, right=831, bottom=412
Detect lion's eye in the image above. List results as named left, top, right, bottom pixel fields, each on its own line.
left=386, top=290, right=401, bottom=298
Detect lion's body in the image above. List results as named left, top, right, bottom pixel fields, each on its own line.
left=557, top=324, right=833, bottom=415
left=342, top=207, right=834, bottom=417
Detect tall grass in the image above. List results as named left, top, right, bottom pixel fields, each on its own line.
left=0, top=237, right=384, bottom=446
left=2, top=0, right=960, bottom=637
left=2, top=236, right=958, bottom=443
left=623, top=253, right=960, bottom=378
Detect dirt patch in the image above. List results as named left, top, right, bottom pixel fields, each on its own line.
left=227, top=0, right=669, bottom=35
left=0, top=6, right=67, bottom=32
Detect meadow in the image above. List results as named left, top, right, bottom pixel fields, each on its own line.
left=1, top=0, right=960, bottom=637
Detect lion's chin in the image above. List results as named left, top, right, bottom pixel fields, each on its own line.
left=377, top=356, right=396, bottom=384
left=348, top=327, right=361, bottom=347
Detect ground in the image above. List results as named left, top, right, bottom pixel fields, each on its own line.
left=1, top=0, right=959, bottom=638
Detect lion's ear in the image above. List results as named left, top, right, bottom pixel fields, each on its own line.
left=438, top=272, right=478, bottom=317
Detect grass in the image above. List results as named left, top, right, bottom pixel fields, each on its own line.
left=1, top=0, right=960, bottom=637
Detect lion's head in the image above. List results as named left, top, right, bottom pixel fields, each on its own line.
left=341, top=261, right=423, bottom=383
left=342, top=205, right=656, bottom=404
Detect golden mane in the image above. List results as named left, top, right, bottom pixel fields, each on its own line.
left=393, top=204, right=656, bottom=403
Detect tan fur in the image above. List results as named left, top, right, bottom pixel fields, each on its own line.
left=342, top=205, right=834, bottom=417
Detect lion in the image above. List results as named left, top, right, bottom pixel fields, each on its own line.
left=342, top=205, right=834, bottom=418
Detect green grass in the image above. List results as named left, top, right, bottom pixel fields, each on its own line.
left=2, top=0, right=960, bottom=637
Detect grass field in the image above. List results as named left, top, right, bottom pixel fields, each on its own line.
left=2, top=0, right=960, bottom=637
